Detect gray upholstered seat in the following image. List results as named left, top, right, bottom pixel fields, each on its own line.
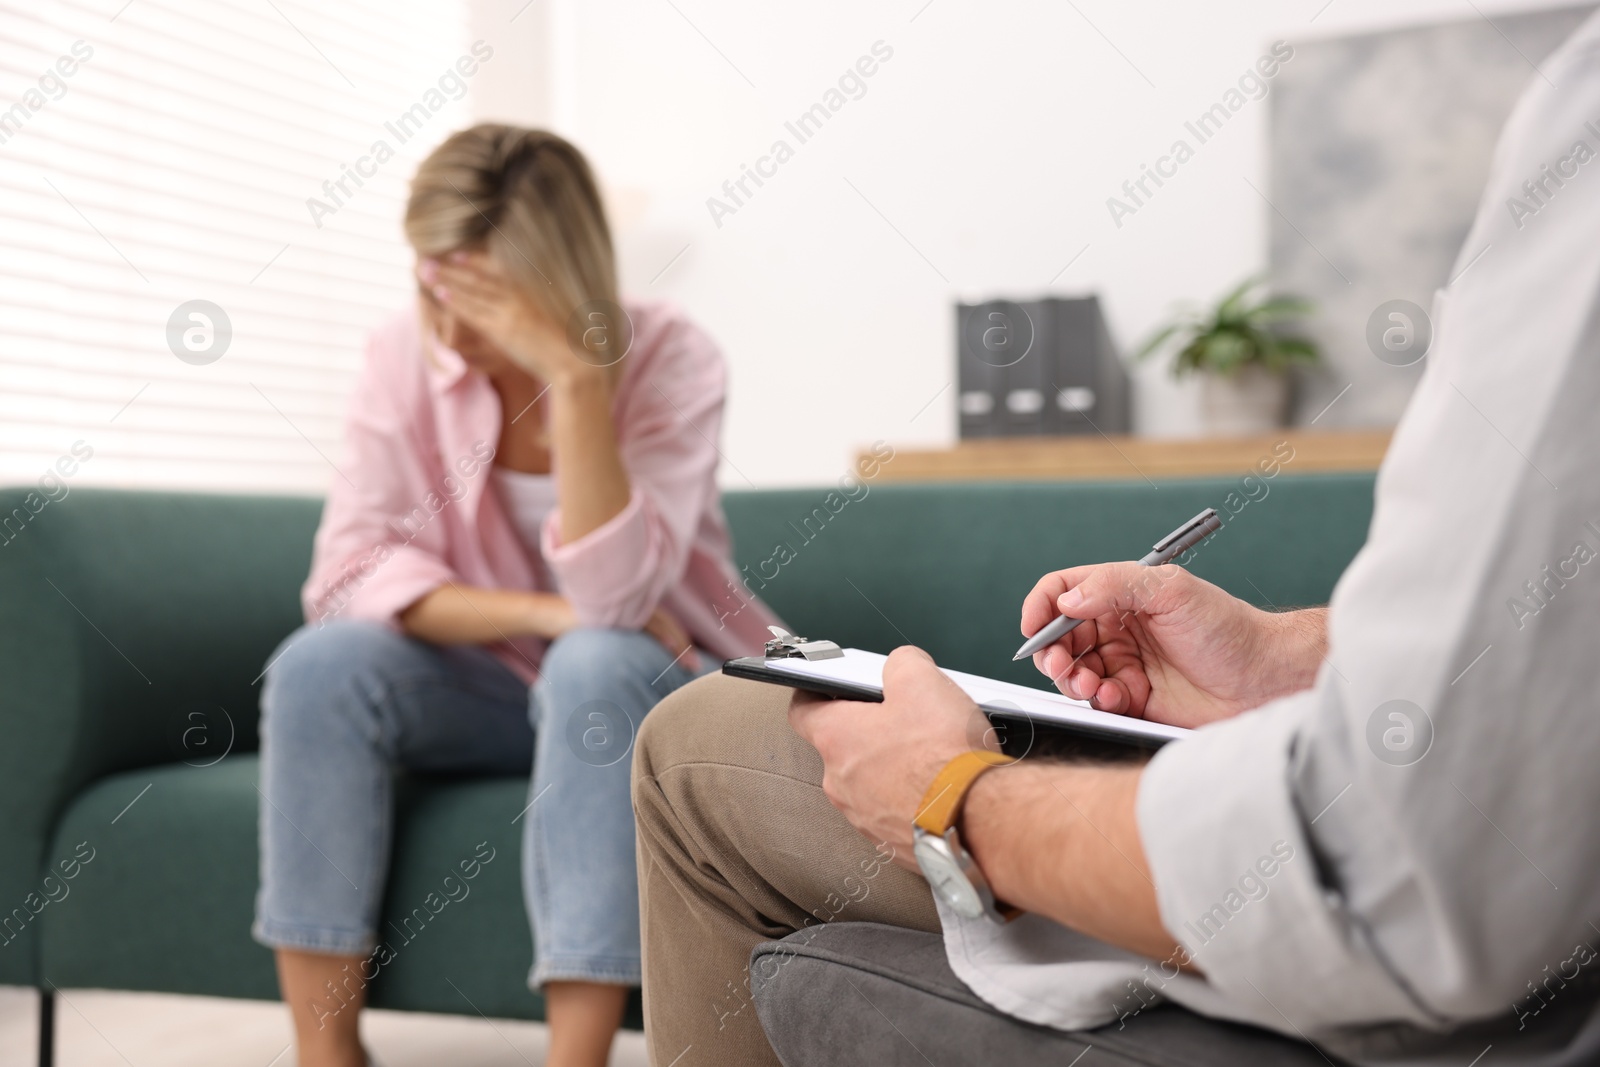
left=751, top=922, right=1342, bottom=1066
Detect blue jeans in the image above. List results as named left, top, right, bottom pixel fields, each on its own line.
left=252, top=619, right=706, bottom=986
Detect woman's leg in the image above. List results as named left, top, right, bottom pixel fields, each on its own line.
left=525, top=627, right=707, bottom=1067
left=256, top=619, right=532, bottom=1067
left=543, top=982, right=629, bottom=1067
left=275, top=948, right=368, bottom=1067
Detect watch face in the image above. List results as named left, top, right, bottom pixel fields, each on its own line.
left=914, top=833, right=984, bottom=920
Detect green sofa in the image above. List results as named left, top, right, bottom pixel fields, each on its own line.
left=0, top=474, right=1374, bottom=1060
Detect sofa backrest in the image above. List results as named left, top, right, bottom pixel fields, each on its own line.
left=721, top=473, right=1376, bottom=687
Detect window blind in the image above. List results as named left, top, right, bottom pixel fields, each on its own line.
left=0, top=0, right=472, bottom=493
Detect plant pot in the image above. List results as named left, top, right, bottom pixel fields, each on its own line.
left=1199, top=367, right=1289, bottom=435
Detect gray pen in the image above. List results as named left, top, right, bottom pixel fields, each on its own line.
left=1012, top=508, right=1224, bottom=662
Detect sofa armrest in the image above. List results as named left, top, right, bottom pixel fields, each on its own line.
left=0, top=520, right=87, bottom=986
left=0, top=488, right=320, bottom=985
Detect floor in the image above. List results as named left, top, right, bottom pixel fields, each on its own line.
left=0, top=986, right=651, bottom=1067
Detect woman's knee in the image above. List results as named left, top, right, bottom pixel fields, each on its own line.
left=540, top=626, right=666, bottom=688
left=260, top=620, right=411, bottom=733
left=534, top=629, right=670, bottom=751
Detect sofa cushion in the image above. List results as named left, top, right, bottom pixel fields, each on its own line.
left=751, top=922, right=1342, bottom=1066
left=36, top=755, right=590, bottom=1022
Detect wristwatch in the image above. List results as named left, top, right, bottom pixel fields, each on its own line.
left=912, top=750, right=1020, bottom=924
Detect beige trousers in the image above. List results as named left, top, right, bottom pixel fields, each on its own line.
left=632, top=671, right=939, bottom=1067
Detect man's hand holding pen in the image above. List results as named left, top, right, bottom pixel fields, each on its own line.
left=1020, top=562, right=1327, bottom=728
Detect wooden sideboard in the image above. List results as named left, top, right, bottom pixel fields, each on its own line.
left=861, top=429, right=1391, bottom=483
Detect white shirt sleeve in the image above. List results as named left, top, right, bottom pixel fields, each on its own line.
left=1139, top=13, right=1600, bottom=1032
left=944, top=10, right=1600, bottom=1050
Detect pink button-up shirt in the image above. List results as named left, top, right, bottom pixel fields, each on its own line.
left=302, top=298, right=782, bottom=682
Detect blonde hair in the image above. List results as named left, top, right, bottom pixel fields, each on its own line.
left=405, top=124, right=617, bottom=331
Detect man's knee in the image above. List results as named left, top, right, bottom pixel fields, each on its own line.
left=634, top=672, right=819, bottom=789
left=636, top=672, right=729, bottom=781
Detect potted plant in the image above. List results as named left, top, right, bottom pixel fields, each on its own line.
left=1136, top=276, right=1320, bottom=435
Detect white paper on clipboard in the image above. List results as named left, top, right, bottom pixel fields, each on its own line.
left=764, top=648, right=1190, bottom=746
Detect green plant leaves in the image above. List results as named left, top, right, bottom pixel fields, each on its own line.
left=1136, top=276, right=1321, bottom=379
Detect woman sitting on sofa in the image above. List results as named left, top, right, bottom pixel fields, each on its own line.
left=254, top=124, right=780, bottom=1067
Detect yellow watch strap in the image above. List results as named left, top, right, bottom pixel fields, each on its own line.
left=913, top=750, right=1016, bottom=835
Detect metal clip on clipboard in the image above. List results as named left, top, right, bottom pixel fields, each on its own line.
left=763, top=626, right=843, bottom=661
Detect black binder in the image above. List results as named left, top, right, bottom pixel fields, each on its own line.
left=955, top=295, right=1129, bottom=439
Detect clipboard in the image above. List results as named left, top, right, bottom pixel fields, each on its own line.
left=724, top=629, right=1190, bottom=754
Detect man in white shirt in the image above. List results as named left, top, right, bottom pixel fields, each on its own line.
left=632, top=11, right=1600, bottom=1066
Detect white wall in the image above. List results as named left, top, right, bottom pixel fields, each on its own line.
left=472, top=0, right=1588, bottom=488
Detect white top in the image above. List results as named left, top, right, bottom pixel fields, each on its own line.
left=942, top=14, right=1600, bottom=1064
left=492, top=466, right=559, bottom=550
